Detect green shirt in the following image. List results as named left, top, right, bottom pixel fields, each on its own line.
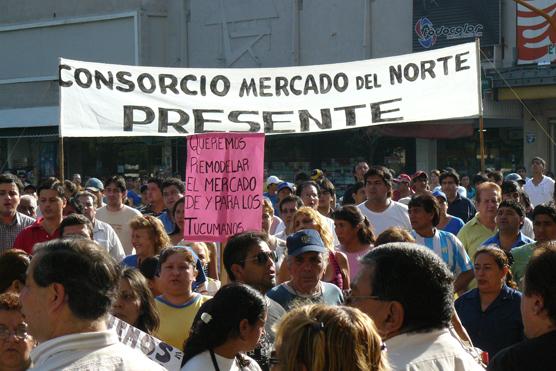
left=457, top=213, right=496, bottom=289
left=511, top=241, right=536, bottom=289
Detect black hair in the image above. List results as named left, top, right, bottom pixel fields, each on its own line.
left=439, top=171, right=460, bottom=186
left=60, top=213, right=94, bottom=239
left=360, top=242, right=454, bottom=332
left=104, top=175, right=127, bottom=193
left=472, top=173, right=488, bottom=187
left=223, top=231, right=269, bottom=281
left=532, top=156, right=546, bottom=167
left=317, top=177, right=336, bottom=194
left=408, top=193, right=440, bottom=227
left=487, top=171, right=503, bottom=183
left=0, top=173, right=23, bottom=193
left=32, top=238, right=120, bottom=320
left=296, top=181, right=320, bottom=198
left=171, top=197, right=185, bottom=234
left=119, top=268, right=160, bottom=335
left=37, top=178, right=65, bottom=199
left=162, top=177, right=185, bottom=194
left=351, top=181, right=365, bottom=195
left=23, top=184, right=36, bottom=193
left=523, top=242, right=556, bottom=324
left=63, top=180, right=77, bottom=196
left=279, top=195, right=304, bottom=213
left=0, top=250, right=30, bottom=293
left=182, top=283, right=267, bottom=367
left=498, top=200, right=525, bottom=219
left=532, top=203, right=556, bottom=224
left=147, top=177, right=164, bottom=191
left=157, top=247, right=196, bottom=274
left=139, top=255, right=160, bottom=280
left=332, top=205, right=374, bottom=244
left=501, top=180, right=520, bottom=195
left=363, top=166, right=392, bottom=188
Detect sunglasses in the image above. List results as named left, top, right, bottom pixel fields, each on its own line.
left=240, top=251, right=276, bottom=265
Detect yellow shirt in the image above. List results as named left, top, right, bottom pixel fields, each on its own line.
left=457, top=213, right=496, bottom=289
left=154, top=294, right=211, bottom=349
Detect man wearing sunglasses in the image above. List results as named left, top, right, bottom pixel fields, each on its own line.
left=348, top=242, right=483, bottom=370
left=224, top=231, right=285, bottom=371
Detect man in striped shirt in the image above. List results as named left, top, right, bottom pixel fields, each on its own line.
left=408, top=193, right=473, bottom=295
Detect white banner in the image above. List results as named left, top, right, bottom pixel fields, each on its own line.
left=59, top=42, right=481, bottom=137
left=106, top=314, right=183, bottom=371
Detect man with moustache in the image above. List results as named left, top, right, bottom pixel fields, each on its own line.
left=0, top=174, right=34, bottom=252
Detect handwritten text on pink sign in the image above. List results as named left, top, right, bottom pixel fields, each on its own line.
left=184, top=133, right=265, bottom=242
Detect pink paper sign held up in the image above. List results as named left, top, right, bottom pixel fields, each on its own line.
left=183, top=132, right=265, bottom=242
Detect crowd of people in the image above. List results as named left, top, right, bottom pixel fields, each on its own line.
left=0, top=156, right=556, bottom=370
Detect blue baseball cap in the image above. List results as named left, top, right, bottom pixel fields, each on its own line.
left=287, top=229, right=327, bottom=257
left=277, top=182, right=294, bottom=192
left=85, top=177, right=104, bottom=192
left=432, top=189, right=447, bottom=201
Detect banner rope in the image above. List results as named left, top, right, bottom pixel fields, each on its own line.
left=480, top=48, right=556, bottom=146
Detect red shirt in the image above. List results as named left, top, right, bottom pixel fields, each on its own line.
left=12, top=218, right=61, bottom=255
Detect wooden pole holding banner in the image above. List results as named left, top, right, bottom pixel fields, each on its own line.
left=475, top=38, right=485, bottom=173
left=479, top=116, right=486, bottom=173
left=58, top=136, right=64, bottom=180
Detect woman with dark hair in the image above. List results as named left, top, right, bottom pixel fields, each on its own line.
left=170, top=197, right=186, bottom=246
left=182, top=283, right=266, bottom=371
left=455, top=246, right=523, bottom=360
left=0, top=250, right=30, bottom=294
left=332, top=205, right=375, bottom=281
left=111, top=268, right=160, bottom=335
left=155, top=248, right=211, bottom=349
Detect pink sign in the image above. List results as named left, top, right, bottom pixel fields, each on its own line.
left=183, top=132, right=265, bottom=242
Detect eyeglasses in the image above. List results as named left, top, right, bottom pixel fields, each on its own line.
left=240, top=251, right=276, bottom=265
left=0, top=324, right=29, bottom=341
left=344, top=289, right=382, bottom=305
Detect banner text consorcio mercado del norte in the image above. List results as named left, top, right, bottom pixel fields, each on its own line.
left=59, top=42, right=481, bottom=137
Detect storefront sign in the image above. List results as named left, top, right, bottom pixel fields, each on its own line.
left=106, top=315, right=183, bottom=371
left=183, top=132, right=264, bottom=242
left=517, top=0, right=556, bottom=64
left=60, top=42, right=481, bottom=137
left=413, top=0, right=500, bottom=51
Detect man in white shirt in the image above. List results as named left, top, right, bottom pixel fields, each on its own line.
left=19, top=238, right=164, bottom=370
left=76, top=192, right=125, bottom=261
left=348, top=243, right=483, bottom=370
left=357, top=166, right=411, bottom=235
left=96, top=176, right=142, bottom=255
left=524, top=157, right=555, bottom=207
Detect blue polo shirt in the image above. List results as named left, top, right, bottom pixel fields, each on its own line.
left=455, top=285, right=524, bottom=358
left=447, top=194, right=476, bottom=223
left=481, top=232, right=534, bottom=251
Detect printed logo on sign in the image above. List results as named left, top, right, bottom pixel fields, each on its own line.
left=415, top=17, right=437, bottom=48
left=415, top=17, right=484, bottom=49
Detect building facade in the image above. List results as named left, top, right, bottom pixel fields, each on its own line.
left=0, top=0, right=552, bottom=188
